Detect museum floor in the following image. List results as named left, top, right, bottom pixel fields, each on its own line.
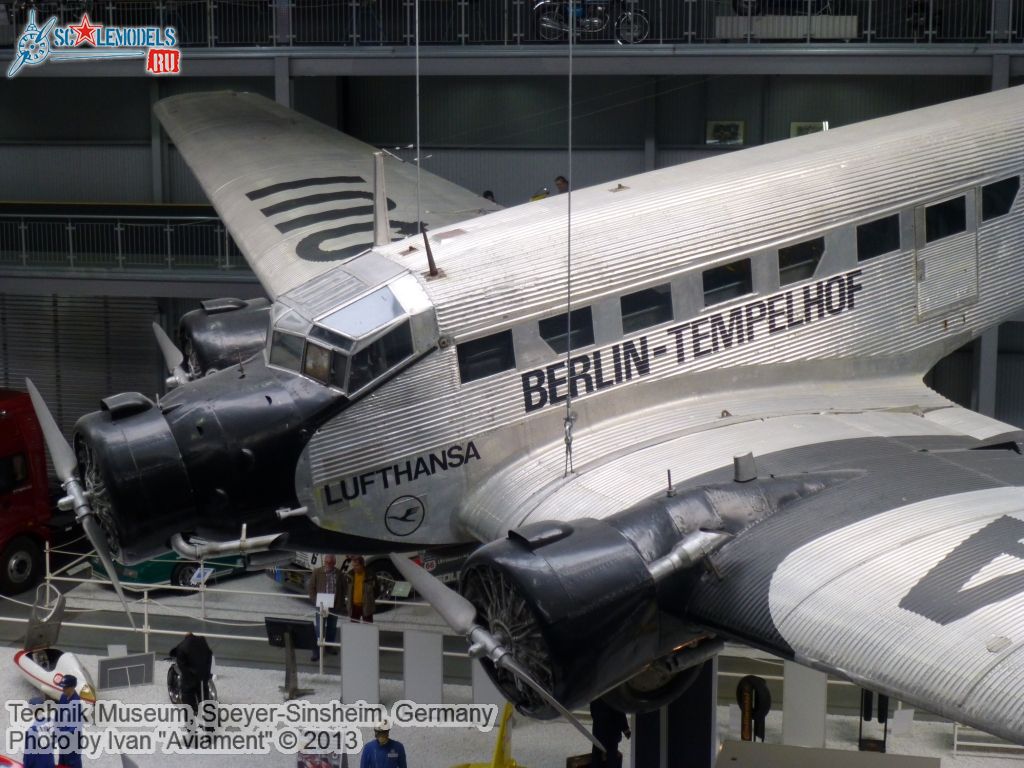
left=2, top=569, right=1023, bottom=768
left=4, top=649, right=1024, bottom=768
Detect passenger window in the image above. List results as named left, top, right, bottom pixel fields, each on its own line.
left=457, top=330, right=515, bottom=384
left=539, top=307, right=594, bottom=354
left=303, top=342, right=332, bottom=384
left=268, top=332, right=304, bottom=371
left=0, top=454, right=28, bottom=495
left=982, top=176, right=1020, bottom=221
left=778, top=237, right=824, bottom=285
left=621, top=285, right=673, bottom=334
left=857, top=214, right=901, bottom=262
left=703, top=259, right=752, bottom=307
left=349, top=321, right=414, bottom=392
left=925, top=196, right=966, bottom=243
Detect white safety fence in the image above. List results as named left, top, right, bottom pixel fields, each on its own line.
left=0, top=541, right=509, bottom=706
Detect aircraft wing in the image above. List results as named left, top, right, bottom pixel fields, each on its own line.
left=457, top=377, right=1024, bottom=741
left=155, top=91, right=495, bottom=299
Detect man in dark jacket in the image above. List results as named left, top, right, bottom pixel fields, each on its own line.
left=170, top=632, right=213, bottom=717
left=589, top=697, right=630, bottom=768
left=307, top=554, right=345, bottom=660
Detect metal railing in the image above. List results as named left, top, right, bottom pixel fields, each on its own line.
left=0, top=211, right=246, bottom=273
left=1, top=0, right=1021, bottom=47
left=0, top=540, right=450, bottom=678
left=0, top=541, right=966, bottom=736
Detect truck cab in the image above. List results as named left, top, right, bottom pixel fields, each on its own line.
left=0, top=388, right=55, bottom=594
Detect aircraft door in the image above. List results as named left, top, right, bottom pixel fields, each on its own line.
left=915, top=190, right=979, bottom=320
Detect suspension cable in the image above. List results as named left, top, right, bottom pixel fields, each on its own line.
left=563, top=1, right=576, bottom=478
left=415, top=0, right=422, bottom=233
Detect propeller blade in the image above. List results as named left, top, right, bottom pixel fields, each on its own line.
left=26, top=378, right=136, bottom=630
left=389, top=553, right=604, bottom=751
left=388, top=553, right=477, bottom=633
left=152, top=322, right=189, bottom=385
left=25, top=378, right=77, bottom=481
left=498, top=655, right=605, bottom=753
left=82, top=515, right=136, bottom=629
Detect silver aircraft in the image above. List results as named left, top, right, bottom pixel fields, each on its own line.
left=27, top=85, right=1024, bottom=742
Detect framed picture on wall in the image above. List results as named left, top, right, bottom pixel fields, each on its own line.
left=790, top=121, right=829, bottom=137
left=705, top=120, right=745, bottom=145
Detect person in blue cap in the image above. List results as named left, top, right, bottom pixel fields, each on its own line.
left=23, top=696, right=55, bottom=768
left=56, top=675, right=83, bottom=768
left=359, top=720, right=406, bottom=768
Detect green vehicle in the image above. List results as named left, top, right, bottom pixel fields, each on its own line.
left=89, top=551, right=247, bottom=588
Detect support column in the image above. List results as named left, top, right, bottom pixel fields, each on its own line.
left=274, top=55, right=292, bottom=108
left=992, top=54, right=1010, bottom=90
left=633, top=658, right=718, bottom=768
left=782, top=661, right=828, bottom=747
left=992, top=0, right=1012, bottom=41
left=643, top=78, right=657, bottom=172
left=149, top=80, right=164, bottom=203
left=972, top=327, right=999, bottom=417
left=274, top=0, right=292, bottom=45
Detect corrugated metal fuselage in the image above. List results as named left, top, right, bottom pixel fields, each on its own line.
left=296, top=87, right=1024, bottom=548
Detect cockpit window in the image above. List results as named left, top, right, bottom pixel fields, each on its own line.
left=330, top=352, right=349, bottom=390
left=269, top=332, right=304, bottom=371
left=303, top=342, right=332, bottom=384
left=310, top=325, right=355, bottom=352
left=348, top=321, right=415, bottom=393
left=319, top=287, right=404, bottom=339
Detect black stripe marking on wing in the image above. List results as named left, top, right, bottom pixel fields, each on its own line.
left=276, top=198, right=396, bottom=235
left=246, top=176, right=365, bottom=201
left=296, top=218, right=419, bottom=262
left=261, top=190, right=376, bottom=217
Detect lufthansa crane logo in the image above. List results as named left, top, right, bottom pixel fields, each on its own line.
left=385, top=496, right=425, bottom=537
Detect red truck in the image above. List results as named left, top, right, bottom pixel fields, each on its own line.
left=0, top=388, right=63, bottom=595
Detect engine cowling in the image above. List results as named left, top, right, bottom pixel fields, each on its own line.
left=179, top=297, right=271, bottom=378
left=461, top=515, right=690, bottom=719
left=460, top=471, right=857, bottom=718
left=73, top=352, right=344, bottom=564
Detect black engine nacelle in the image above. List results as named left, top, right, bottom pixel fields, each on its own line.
left=179, top=297, right=271, bottom=378
left=461, top=470, right=857, bottom=718
left=74, top=352, right=345, bottom=564
left=461, top=514, right=690, bottom=719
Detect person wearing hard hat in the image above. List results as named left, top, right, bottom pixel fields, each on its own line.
left=56, top=675, right=83, bottom=768
left=359, top=720, right=406, bottom=768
